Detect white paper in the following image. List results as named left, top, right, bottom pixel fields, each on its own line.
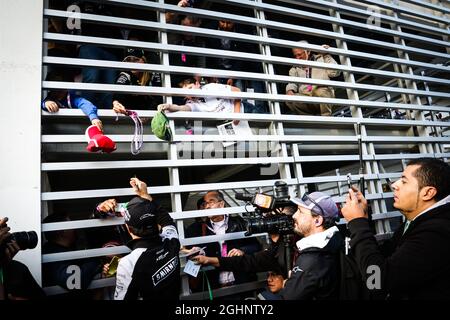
left=217, top=120, right=252, bottom=148
left=184, top=260, right=201, bottom=278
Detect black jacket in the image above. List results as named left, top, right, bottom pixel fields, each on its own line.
left=218, top=238, right=290, bottom=278
left=114, top=205, right=180, bottom=300
left=114, top=226, right=180, bottom=300
left=279, top=230, right=343, bottom=300
left=348, top=200, right=450, bottom=300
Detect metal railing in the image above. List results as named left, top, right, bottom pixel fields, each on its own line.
left=40, top=0, right=449, bottom=298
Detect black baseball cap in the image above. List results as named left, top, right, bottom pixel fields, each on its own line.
left=124, top=197, right=158, bottom=230
left=125, top=48, right=145, bottom=59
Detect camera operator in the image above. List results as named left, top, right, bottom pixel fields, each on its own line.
left=0, top=217, right=45, bottom=300
left=191, top=205, right=296, bottom=300
left=194, top=192, right=343, bottom=300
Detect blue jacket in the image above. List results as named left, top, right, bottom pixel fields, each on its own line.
left=41, top=91, right=99, bottom=121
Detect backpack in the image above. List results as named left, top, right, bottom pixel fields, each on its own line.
left=151, top=111, right=172, bottom=141
left=338, top=249, right=371, bottom=300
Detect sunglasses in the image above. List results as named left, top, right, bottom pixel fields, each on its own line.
left=301, top=193, right=325, bottom=216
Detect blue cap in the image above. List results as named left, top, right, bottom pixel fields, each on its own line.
left=291, top=192, right=339, bottom=220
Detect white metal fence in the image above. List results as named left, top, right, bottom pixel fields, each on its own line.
left=39, top=0, right=449, bottom=298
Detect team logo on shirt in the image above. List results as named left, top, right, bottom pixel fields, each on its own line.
left=292, top=266, right=304, bottom=274
left=152, top=257, right=178, bottom=286
left=156, top=251, right=169, bottom=262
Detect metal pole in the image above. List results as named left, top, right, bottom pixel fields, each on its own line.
left=356, top=123, right=365, bottom=197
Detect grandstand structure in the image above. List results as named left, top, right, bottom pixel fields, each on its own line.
left=2, top=0, right=449, bottom=299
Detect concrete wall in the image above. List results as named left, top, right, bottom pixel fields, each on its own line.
left=0, top=0, right=43, bottom=282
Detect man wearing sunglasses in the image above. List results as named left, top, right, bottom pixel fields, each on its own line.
left=276, top=192, right=342, bottom=299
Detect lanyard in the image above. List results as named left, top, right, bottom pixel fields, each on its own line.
left=116, top=109, right=144, bottom=155
left=305, top=67, right=311, bottom=79
left=67, top=92, right=72, bottom=108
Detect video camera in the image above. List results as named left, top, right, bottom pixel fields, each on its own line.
left=235, top=181, right=295, bottom=236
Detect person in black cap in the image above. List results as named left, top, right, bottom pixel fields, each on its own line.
left=113, top=177, right=180, bottom=300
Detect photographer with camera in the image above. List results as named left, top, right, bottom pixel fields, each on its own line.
left=194, top=191, right=343, bottom=300
left=0, top=217, right=44, bottom=300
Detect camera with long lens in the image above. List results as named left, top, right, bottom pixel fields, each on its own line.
left=235, top=181, right=295, bottom=236
left=0, top=231, right=38, bottom=252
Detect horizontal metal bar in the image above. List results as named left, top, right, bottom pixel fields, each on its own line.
left=375, top=232, right=395, bottom=241
left=40, top=132, right=450, bottom=144
left=41, top=157, right=294, bottom=171
left=301, top=0, right=450, bottom=35
left=40, top=174, right=409, bottom=202
left=294, top=152, right=450, bottom=163
left=401, top=0, right=450, bottom=15
left=41, top=151, right=450, bottom=172
left=42, top=246, right=131, bottom=263
left=43, top=277, right=116, bottom=296
left=42, top=134, right=358, bottom=143
left=210, top=0, right=449, bottom=46
left=104, top=0, right=450, bottom=59
left=296, top=154, right=368, bottom=162
left=371, top=211, right=403, bottom=220
left=180, top=232, right=265, bottom=247
left=170, top=206, right=255, bottom=220
left=366, top=136, right=450, bottom=143
left=355, top=0, right=449, bottom=24
left=42, top=108, right=450, bottom=127
left=371, top=152, right=450, bottom=160
left=41, top=207, right=255, bottom=232
left=43, top=33, right=450, bottom=86
left=43, top=9, right=450, bottom=71
left=180, top=280, right=266, bottom=300
left=377, top=173, right=402, bottom=181
left=42, top=218, right=124, bottom=231
left=40, top=203, right=403, bottom=233
left=42, top=81, right=450, bottom=112
left=333, top=192, right=385, bottom=203
left=42, top=232, right=262, bottom=262
left=43, top=57, right=450, bottom=98
left=41, top=178, right=299, bottom=201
